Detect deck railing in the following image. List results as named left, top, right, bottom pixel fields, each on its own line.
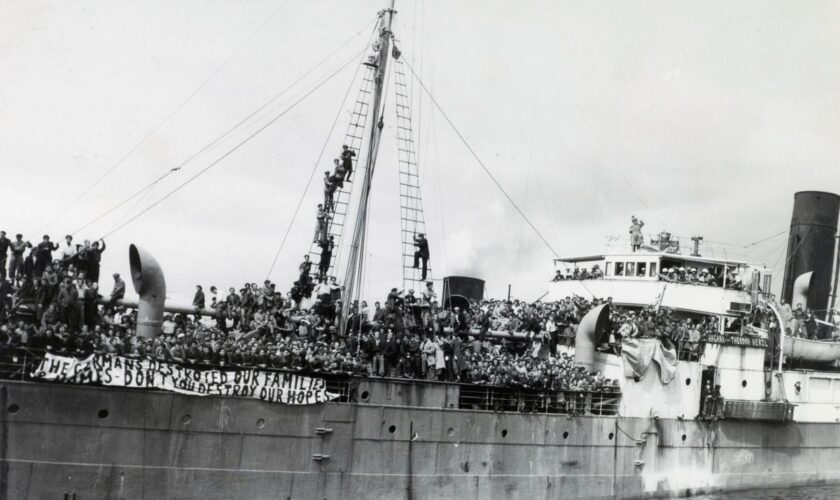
left=0, top=347, right=620, bottom=416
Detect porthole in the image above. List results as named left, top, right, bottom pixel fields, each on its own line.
left=360, top=390, right=370, bottom=401
left=256, top=418, right=266, bottom=429
left=608, top=432, right=614, bottom=441
left=97, top=409, right=109, bottom=419
left=741, top=380, right=747, bottom=388
left=7, top=404, right=19, bottom=414
left=181, top=415, right=192, bottom=425
left=562, top=431, right=569, bottom=439
left=501, top=429, right=508, bottom=438
left=447, top=427, right=455, bottom=437
left=685, top=378, right=691, bottom=386
left=388, top=425, right=396, bottom=434
left=681, top=434, right=687, bottom=442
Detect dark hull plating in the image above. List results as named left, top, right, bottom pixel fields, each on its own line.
left=2, top=380, right=839, bottom=500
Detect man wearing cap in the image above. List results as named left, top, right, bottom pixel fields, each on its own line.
left=83, top=239, right=106, bottom=283
left=0, top=231, right=10, bottom=280
left=323, top=171, right=336, bottom=211
left=412, top=232, right=430, bottom=280
left=340, top=144, right=356, bottom=182
left=192, top=285, right=205, bottom=310
left=629, top=216, right=644, bottom=252
left=318, top=236, right=334, bottom=278
left=299, top=255, right=313, bottom=282
left=109, top=273, right=125, bottom=307
left=333, top=158, right=346, bottom=188
left=34, top=235, right=59, bottom=276
left=8, top=234, right=30, bottom=283
left=315, top=204, right=329, bottom=243
left=59, top=234, right=77, bottom=268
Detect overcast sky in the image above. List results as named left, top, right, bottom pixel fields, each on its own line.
left=2, top=0, right=839, bottom=305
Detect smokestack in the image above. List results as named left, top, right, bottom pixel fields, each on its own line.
left=128, top=244, right=166, bottom=338
left=442, top=276, right=485, bottom=309
left=782, top=191, right=840, bottom=317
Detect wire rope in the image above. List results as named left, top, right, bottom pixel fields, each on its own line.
left=398, top=55, right=560, bottom=259
left=69, top=18, right=376, bottom=237
left=99, top=47, right=367, bottom=240
left=35, top=0, right=296, bottom=234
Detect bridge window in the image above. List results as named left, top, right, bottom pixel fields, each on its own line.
left=605, top=262, right=613, bottom=277
left=636, top=263, right=647, bottom=277
left=625, top=262, right=636, bottom=276
left=615, top=262, right=625, bottom=276
left=649, top=262, right=657, bottom=277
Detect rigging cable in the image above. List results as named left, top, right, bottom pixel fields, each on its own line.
left=68, top=18, right=377, bottom=236
left=98, top=46, right=367, bottom=240
left=264, top=21, right=381, bottom=279
left=34, top=0, right=296, bottom=235
left=69, top=167, right=180, bottom=234
left=399, top=56, right=561, bottom=259
left=513, top=97, right=538, bottom=293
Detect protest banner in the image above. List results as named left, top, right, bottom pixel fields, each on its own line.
left=31, top=353, right=338, bottom=405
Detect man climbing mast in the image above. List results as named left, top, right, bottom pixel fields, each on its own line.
left=413, top=233, right=430, bottom=280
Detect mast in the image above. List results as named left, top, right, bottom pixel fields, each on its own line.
left=341, top=1, right=396, bottom=333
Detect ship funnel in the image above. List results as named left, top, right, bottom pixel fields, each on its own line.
left=574, top=304, right=610, bottom=369
left=782, top=191, right=840, bottom=318
left=129, top=244, right=166, bottom=338
left=791, top=271, right=814, bottom=310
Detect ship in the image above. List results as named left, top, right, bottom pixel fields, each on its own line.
left=3, top=3, right=840, bottom=499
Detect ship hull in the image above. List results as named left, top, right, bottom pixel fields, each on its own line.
left=2, top=380, right=839, bottom=500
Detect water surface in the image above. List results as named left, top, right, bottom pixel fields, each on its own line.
left=668, top=484, right=840, bottom=500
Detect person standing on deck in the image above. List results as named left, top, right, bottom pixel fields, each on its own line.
left=8, top=234, right=30, bottom=283
left=34, top=235, right=59, bottom=276
left=629, top=216, right=645, bottom=252
left=0, top=231, right=10, bottom=280
left=192, top=285, right=205, bottom=310
left=86, top=239, right=106, bottom=283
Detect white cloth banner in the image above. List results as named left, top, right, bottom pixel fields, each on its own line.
left=31, top=353, right=338, bottom=405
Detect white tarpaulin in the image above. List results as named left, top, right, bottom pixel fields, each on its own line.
left=621, top=338, right=678, bottom=384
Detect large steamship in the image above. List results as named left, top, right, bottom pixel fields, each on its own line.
left=4, top=3, right=840, bottom=500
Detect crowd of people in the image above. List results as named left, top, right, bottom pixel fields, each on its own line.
left=0, top=232, right=116, bottom=330
left=0, top=223, right=767, bottom=405
left=552, top=261, right=745, bottom=291
left=0, top=230, right=621, bottom=396
left=604, top=306, right=721, bottom=359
